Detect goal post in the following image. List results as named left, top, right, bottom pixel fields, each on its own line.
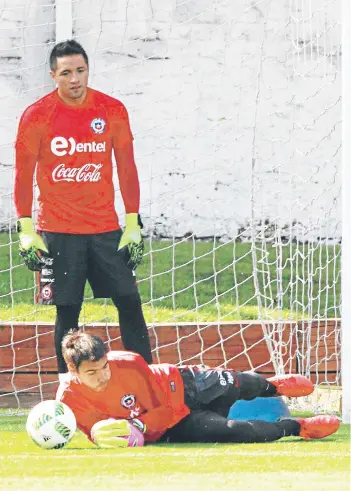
left=0, top=0, right=344, bottom=419
left=342, top=0, right=351, bottom=424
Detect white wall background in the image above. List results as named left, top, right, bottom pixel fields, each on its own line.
left=0, top=0, right=341, bottom=241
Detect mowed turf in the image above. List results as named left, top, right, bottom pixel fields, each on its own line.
left=0, top=416, right=349, bottom=491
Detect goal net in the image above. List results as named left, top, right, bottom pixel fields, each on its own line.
left=0, top=0, right=342, bottom=415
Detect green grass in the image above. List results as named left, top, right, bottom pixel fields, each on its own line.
left=0, top=232, right=341, bottom=323
left=1, top=233, right=345, bottom=489
left=0, top=416, right=349, bottom=491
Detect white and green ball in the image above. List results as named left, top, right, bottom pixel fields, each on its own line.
left=26, top=400, right=77, bottom=449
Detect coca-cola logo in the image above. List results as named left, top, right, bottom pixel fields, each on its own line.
left=52, top=163, right=103, bottom=183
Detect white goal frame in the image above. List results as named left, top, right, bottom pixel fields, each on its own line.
left=341, top=0, right=351, bottom=424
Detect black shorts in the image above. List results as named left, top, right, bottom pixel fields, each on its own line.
left=37, top=230, right=138, bottom=305
left=179, top=367, right=240, bottom=417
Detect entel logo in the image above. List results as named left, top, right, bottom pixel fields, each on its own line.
left=51, top=136, right=106, bottom=156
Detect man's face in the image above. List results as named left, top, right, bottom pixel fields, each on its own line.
left=50, top=54, right=89, bottom=104
left=74, top=355, right=111, bottom=392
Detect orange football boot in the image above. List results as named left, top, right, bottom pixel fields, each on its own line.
left=296, top=415, right=340, bottom=440
left=267, top=374, right=314, bottom=397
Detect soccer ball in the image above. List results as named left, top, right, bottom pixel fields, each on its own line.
left=26, top=400, right=77, bottom=449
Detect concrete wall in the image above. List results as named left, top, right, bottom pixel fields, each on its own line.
left=0, top=0, right=341, bottom=241
left=0, top=0, right=54, bottom=229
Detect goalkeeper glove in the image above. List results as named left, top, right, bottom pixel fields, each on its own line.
left=91, top=418, right=145, bottom=449
left=117, top=213, right=144, bottom=270
left=17, top=217, right=50, bottom=271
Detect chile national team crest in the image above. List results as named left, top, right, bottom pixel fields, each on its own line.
left=121, top=394, right=136, bottom=409
left=41, top=284, right=53, bottom=301
left=90, top=118, right=106, bottom=134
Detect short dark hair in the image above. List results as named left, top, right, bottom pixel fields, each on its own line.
left=49, top=39, right=89, bottom=71
left=62, top=330, right=107, bottom=371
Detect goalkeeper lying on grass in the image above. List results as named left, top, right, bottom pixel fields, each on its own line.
left=56, top=330, right=340, bottom=448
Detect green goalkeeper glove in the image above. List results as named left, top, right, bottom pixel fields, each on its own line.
left=17, top=217, right=49, bottom=271
left=117, top=213, right=144, bottom=270
left=91, top=418, right=145, bottom=448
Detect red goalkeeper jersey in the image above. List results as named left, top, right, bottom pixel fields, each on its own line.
left=14, top=88, right=139, bottom=233
left=56, top=351, right=190, bottom=442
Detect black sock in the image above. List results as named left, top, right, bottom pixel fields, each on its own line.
left=55, top=304, right=82, bottom=373
left=112, top=293, right=152, bottom=364
left=277, top=419, right=301, bottom=437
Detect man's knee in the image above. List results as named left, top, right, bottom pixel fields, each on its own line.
left=227, top=419, right=256, bottom=442
left=237, top=372, right=268, bottom=400
left=112, top=293, right=142, bottom=312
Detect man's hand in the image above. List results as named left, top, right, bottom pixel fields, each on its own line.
left=17, top=217, right=49, bottom=271
left=91, top=418, right=145, bottom=449
left=117, top=213, right=144, bottom=270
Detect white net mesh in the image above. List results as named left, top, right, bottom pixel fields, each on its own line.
left=0, top=0, right=341, bottom=414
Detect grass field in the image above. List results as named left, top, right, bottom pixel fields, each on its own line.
left=0, top=416, right=349, bottom=491
left=0, top=233, right=347, bottom=490
left=0, top=232, right=341, bottom=323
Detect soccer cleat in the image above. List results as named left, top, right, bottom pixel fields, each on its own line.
left=296, top=415, right=340, bottom=440
left=268, top=374, right=314, bottom=397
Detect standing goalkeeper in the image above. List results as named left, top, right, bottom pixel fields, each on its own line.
left=14, top=40, right=152, bottom=378
left=57, top=331, right=340, bottom=447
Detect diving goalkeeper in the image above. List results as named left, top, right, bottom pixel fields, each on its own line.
left=14, top=40, right=152, bottom=378
left=56, top=330, right=340, bottom=448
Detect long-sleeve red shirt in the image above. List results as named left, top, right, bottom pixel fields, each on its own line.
left=56, top=351, right=190, bottom=442
left=14, top=88, right=140, bottom=233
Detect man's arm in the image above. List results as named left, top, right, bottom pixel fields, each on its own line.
left=111, top=101, right=139, bottom=213
left=14, top=109, right=49, bottom=269
left=14, top=110, right=40, bottom=217
left=14, top=153, right=37, bottom=218
left=112, top=105, right=144, bottom=269
left=114, top=142, right=140, bottom=213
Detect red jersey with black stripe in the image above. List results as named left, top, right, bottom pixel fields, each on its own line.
left=14, top=88, right=139, bottom=233
left=56, top=351, right=190, bottom=442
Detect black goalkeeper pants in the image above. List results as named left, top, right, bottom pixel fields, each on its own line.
left=160, top=369, right=300, bottom=444
left=161, top=410, right=300, bottom=443
left=55, top=292, right=152, bottom=373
